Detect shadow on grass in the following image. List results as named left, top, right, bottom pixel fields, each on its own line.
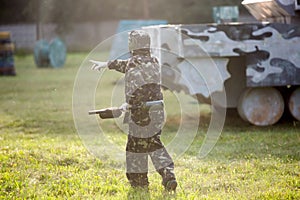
left=169, top=108, right=300, bottom=161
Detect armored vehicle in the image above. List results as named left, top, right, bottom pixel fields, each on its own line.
left=143, top=0, right=300, bottom=126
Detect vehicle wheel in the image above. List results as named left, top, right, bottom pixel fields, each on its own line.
left=288, top=87, right=300, bottom=121
left=237, top=87, right=284, bottom=126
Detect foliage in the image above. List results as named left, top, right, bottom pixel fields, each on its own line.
left=0, top=53, right=299, bottom=199
left=0, top=0, right=246, bottom=24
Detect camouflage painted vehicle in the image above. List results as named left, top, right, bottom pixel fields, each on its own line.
left=142, top=0, right=300, bottom=126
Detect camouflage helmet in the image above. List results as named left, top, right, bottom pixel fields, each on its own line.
left=128, top=30, right=150, bottom=52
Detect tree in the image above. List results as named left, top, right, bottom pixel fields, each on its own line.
left=0, top=0, right=248, bottom=25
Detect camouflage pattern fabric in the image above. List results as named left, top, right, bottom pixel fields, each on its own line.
left=108, top=51, right=176, bottom=188
left=144, top=21, right=300, bottom=99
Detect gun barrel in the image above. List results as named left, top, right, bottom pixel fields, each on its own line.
left=89, top=107, right=123, bottom=119
left=145, top=100, right=164, bottom=107
left=88, top=110, right=102, bottom=115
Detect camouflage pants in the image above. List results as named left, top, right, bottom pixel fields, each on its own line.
left=126, top=132, right=176, bottom=188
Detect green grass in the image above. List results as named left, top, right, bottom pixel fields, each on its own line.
left=0, top=53, right=299, bottom=199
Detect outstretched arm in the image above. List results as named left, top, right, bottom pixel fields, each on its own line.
left=107, top=60, right=128, bottom=74
left=90, top=60, right=108, bottom=71
left=90, top=59, right=128, bottom=74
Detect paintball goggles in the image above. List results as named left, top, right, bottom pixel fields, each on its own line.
left=89, top=100, right=164, bottom=119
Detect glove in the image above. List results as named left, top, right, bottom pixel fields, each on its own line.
left=119, top=103, right=129, bottom=111
left=90, top=60, right=107, bottom=71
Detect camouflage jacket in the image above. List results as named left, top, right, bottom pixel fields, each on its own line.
left=108, top=54, right=164, bottom=132
left=108, top=54, right=163, bottom=104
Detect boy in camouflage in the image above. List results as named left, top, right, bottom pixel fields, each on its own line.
left=93, top=30, right=177, bottom=191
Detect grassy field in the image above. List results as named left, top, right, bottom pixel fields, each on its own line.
left=0, top=53, right=299, bottom=199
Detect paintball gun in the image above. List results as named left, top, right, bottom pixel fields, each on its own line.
left=89, top=100, right=164, bottom=119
